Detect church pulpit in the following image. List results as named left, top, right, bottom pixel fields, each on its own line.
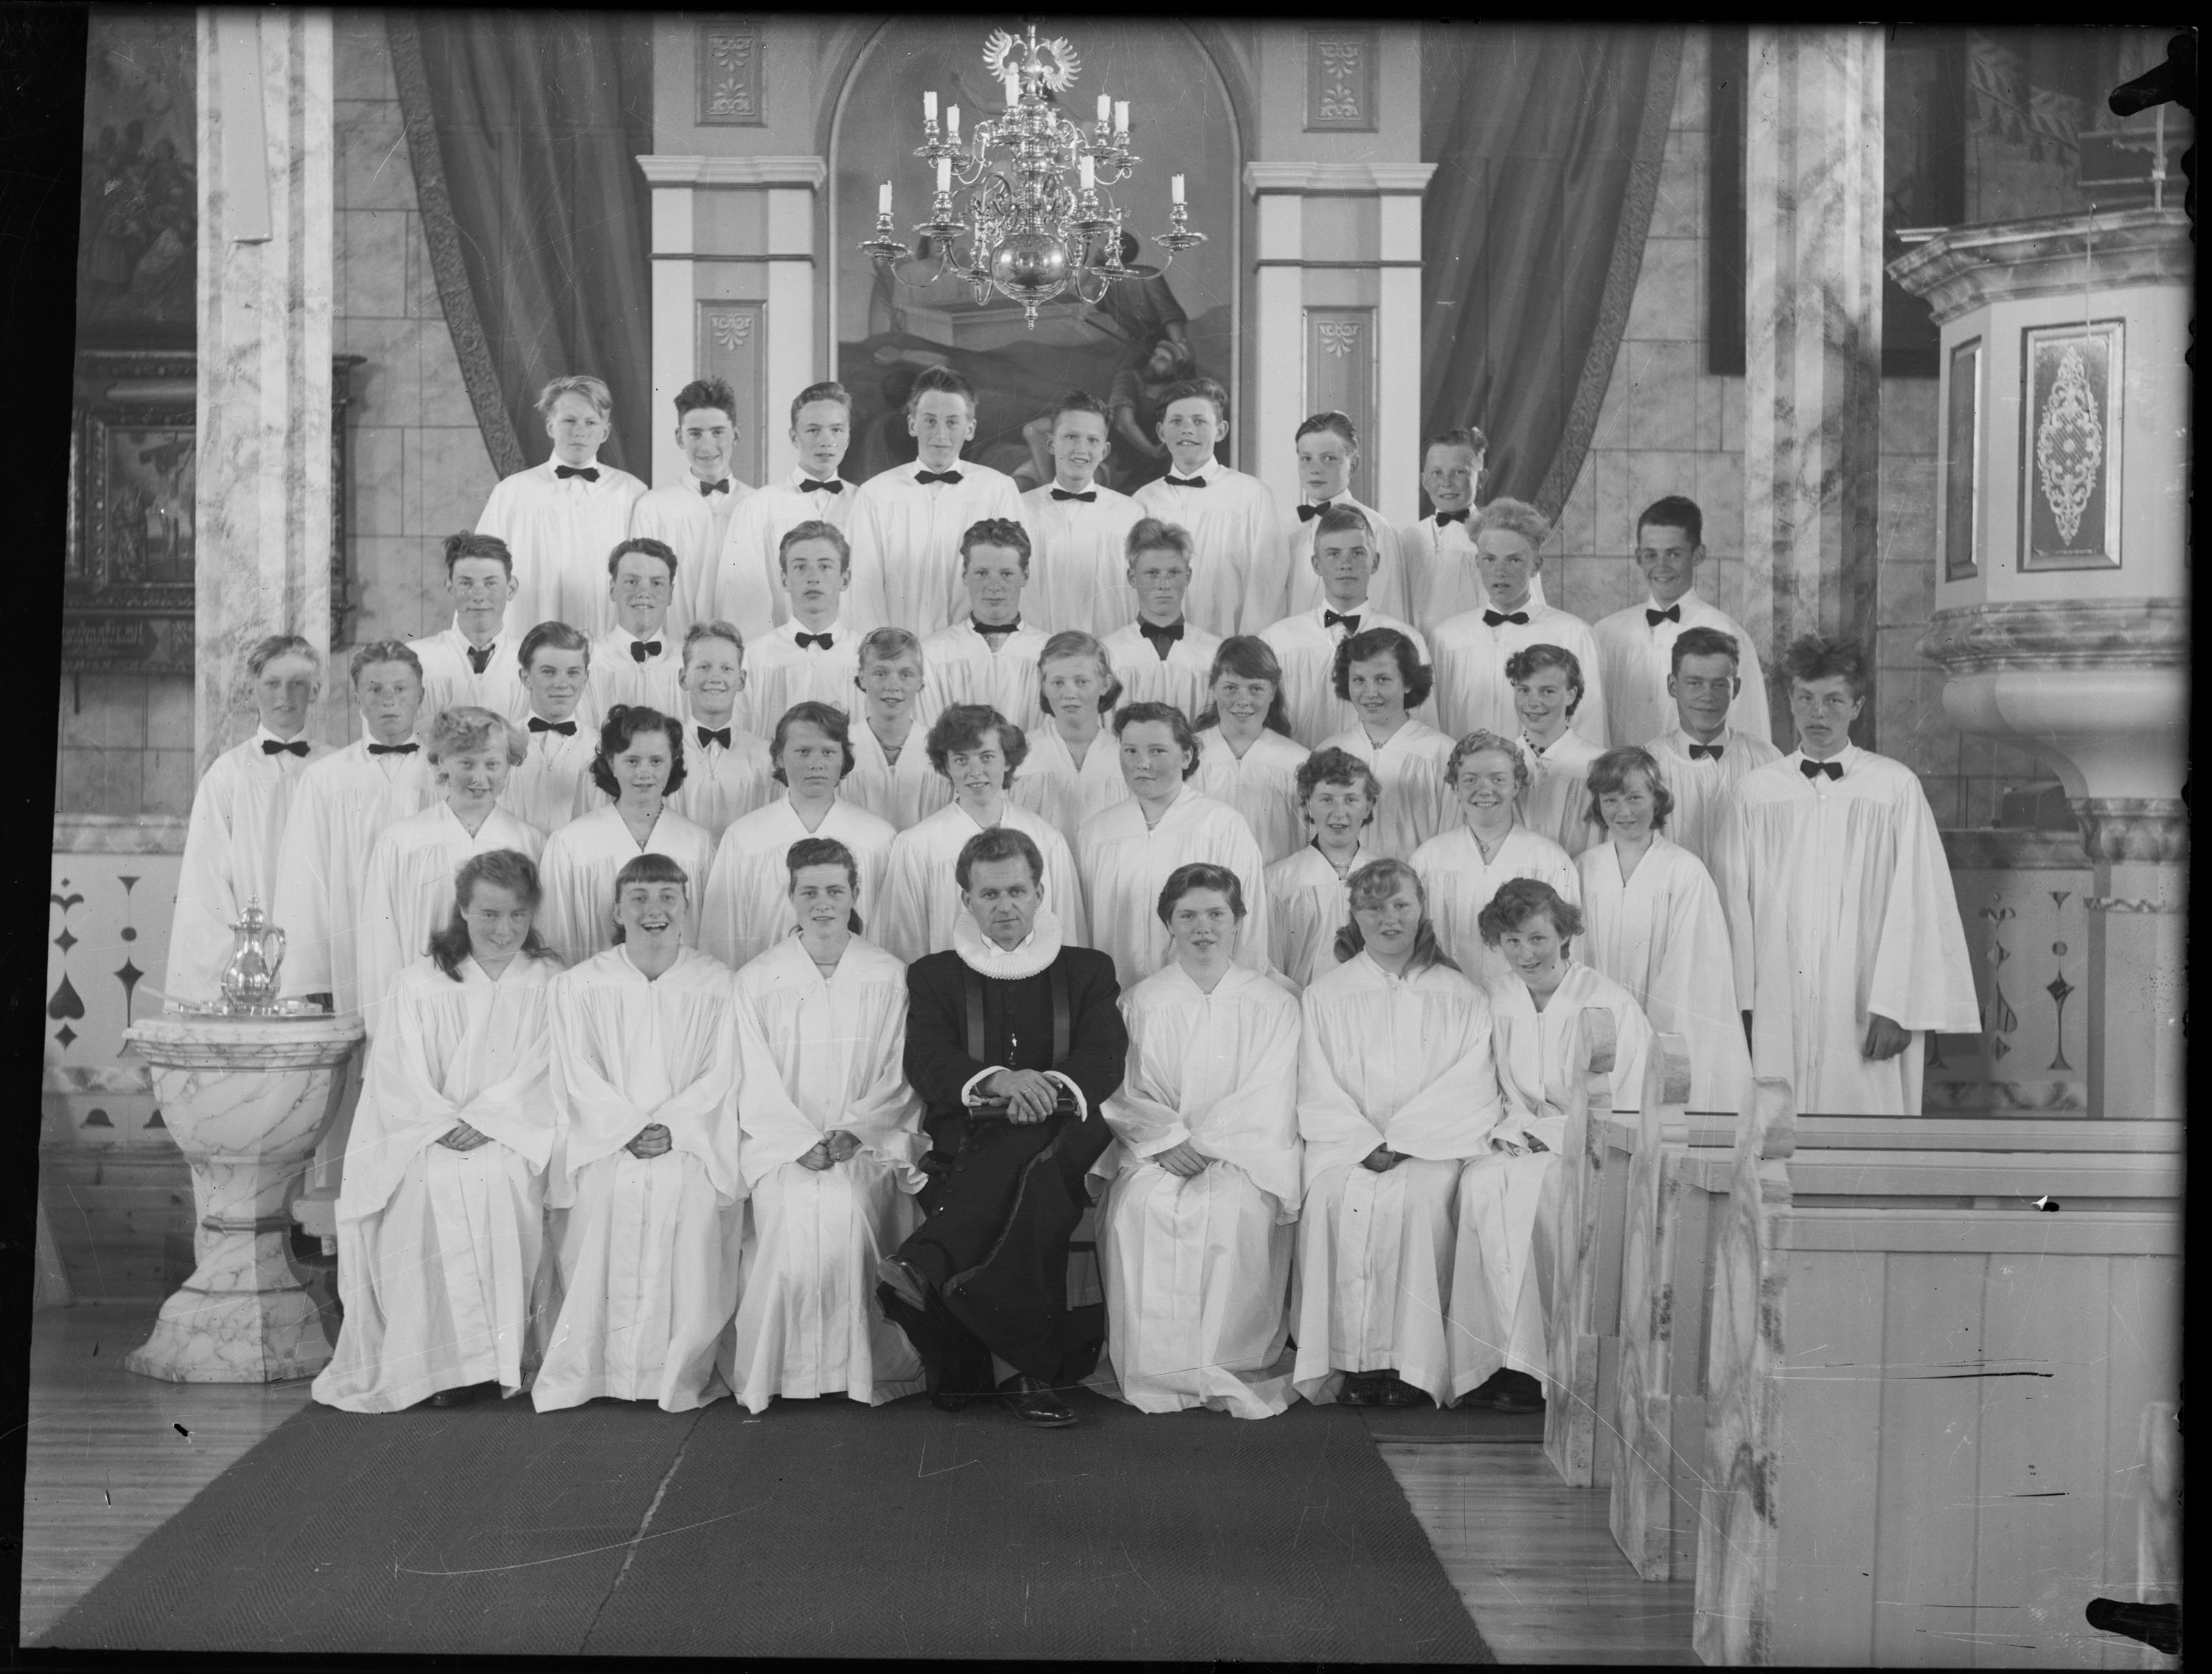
left=1537, top=1006, right=1618, bottom=1488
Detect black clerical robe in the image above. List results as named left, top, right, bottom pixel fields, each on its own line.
left=888, top=945, right=1127, bottom=1385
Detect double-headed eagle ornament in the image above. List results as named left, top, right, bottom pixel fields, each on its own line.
left=983, top=27, right=1080, bottom=92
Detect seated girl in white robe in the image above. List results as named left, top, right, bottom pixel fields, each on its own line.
left=1263, top=747, right=1379, bottom=990
left=536, top=704, right=715, bottom=968
left=1191, top=636, right=1311, bottom=864
left=1293, top=860, right=1505, bottom=1409
left=1449, top=878, right=1653, bottom=1414
left=722, top=837, right=928, bottom=1412
left=1411, top=729, right=1579, bottom=985
left=313, top=849, right=562, bottom=1413
left=1574, top=747, right=1750, bottom=1114
left=534, top=854, right=743, bottom=1413
left=1009, top=631, right=1132, bottom=834
left=1097, top=864, right=1304, bottom=1419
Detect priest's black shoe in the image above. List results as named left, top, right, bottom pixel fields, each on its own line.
left=998, top=1372, right=1077, bottom=1428
left=876, top=1253, right=931, bottom=1313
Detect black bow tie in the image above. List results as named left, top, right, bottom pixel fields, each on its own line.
left=1435, top=508, right=1470, bottom=527
left=1050, top=487, right=1097, bottom=503
left=1297, top=500, right=1332, bottom=523
left=1687, top=742, right=1723, bottom=760
left=554, top=465, right=599, bottom=482
left=795, top=631, right=835, bottom=650
left=1138, top=619, right=1184, bottom=656
left=1646, top=603, right=1682, bottom=626
left=799, top=477, right=844, bottom=494
left=630, top=639, right=663, bottom=662
left=699, top=478, right=730, bottom=498
left=1800, top=758, right=1843, bottom=781
left=974, top=617, right=1020, bottom=639
left=262, top=738, right=310, bottom=757
left=1322, top=610, right=1361, bottom=633
left=1484, top=609, right=1530, bottom=627
left=465, top=643, right=494, bottom=675
left=696, top=725, right=731, bottom=750
left=914, top=468, right=963, bottom=486
left=1162, top=472, right=1207, bottom=488
left=528, top=717, right=577, bottom=736
left=366, top=741, right=420, bottom=756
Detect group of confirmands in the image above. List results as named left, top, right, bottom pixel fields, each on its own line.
left=167, top=360, right=1977, bottom=1432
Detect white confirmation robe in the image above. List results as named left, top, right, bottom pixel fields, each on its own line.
left=1715, top=746, right=1978, bottom=1114
left=502, top=718, right=605, bottom=836
left=698, top=796, right=897, bottom=972
left=1409, top=822, right=1580, bottom=985
left=919, top=619, right=1051, bottom=729
left=312, top=954, right=558, bottom=1412
left=1645, top=725, right=1783, bottom=869
left=1130, top=465, right=1282, bottom=636
left=1264, top=842, right=1371, bottom=991
left=629, top=477, right=751, bottom=642
left=1009, top=723, right=1130, bottom=835
left=721, top=936, right=928, bottom=1411
left=534, top=945, right=743, bottom=1413
left=1518, top=730, right=1605, bottom=858
left=1430, top=588, right=1609, bottom=748
left=1449, top=963, right=1652, bottom=1399
left=736, top=620, right=861, bottom=737
left=846, top=460, right=1029, bottom=638
left=709, top=470, right=857, bottom=642
left=1318, top=719, right=1458, bottom=861
left=1096, top=962, right=1304, bottom=1419
left=1259, top=606, right=1430, bottom=749
left=1284, top=493, right=1411, bottom=623
left=1020, top=481, right=1143, bottom=636
left=585, top=626, right=685, bottom=719
left=536, top=803, right=716, bottom=969
left=1576, top=835, right=1751, bottom=1114
left=1293, top=953, right=1504, bottom=1406
left=839, top=716, right=953, bottom=833
left=1590, top=589, right=1772, bottom=749
left=1101, top=621, right=1223, bottom=722
left=876, top=799, right=1088, bottom=964
left=1075, top=787, right=1272, bottom=992
left=666, top=715, right=776, bottom=843
left=1399, top=512, right=1486, bottom=637
left=410, top=622, right=531, bottom=727
left=476, top=459, right=647, bottom=637
left=1192, top=727, right=1311, bottom=865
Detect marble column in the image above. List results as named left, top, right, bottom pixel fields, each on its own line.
left=195, top=8, right=335, bottom=771
left=1741, top=28, right=1884, bottom=732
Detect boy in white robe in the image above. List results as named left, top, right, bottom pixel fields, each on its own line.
left=1318, top=628, right=1457, bottom=860
left=1575, top=747, right=1751, bottom=1114
left=1130, top=377, right=1282, bottom=636
left=919, top=518, right=1051, bottom=726
left=502, top=622, right=605, bottom=834
left=1259, top=507, right=1429, bottom=749
left=1019, top=390, right=1144, bottom=636
left=1399, top=427, right=1488, bottom=636
left=1097, top=864, right=1302, bottom=1418
left=409, top=532, right=531, bottom=726
left=586, top=538, right=686, bottom=718
left=537, top=705, right=714, bottom=967
left=166, top=635, right=333, bottom=1007
left=476, top=374, right=647, bottom=636
left=711, top=381, right=857, bottom=642
left=1451, top=878, right=1653, bottom=1411
left=534, top=855, right=742, bottom=1413
left=841, top=628, right=952, bottom=831
left=1411, top=730, right=1581, bottom=984
left=847, top=365, right=1028, bottom=638
left=1644, top=626, right=1784, bottom=866
left=355, top=707, right=546, bottom=1039
left=1590, top=495, right=1771, bottom=749
left=1430, top=497, right=1608, bottom=748
left=1293, top=860, right=1506, bottom=1408
left=1715, top=635, right=1977, bottom=1114
left=1265, top=748, right=1379, bottom=990
left=1010, top=631, right=1132, bottom=834
left=1282, top=412, right=1410, bottom=623
left=722, top=837, right=928, bottom=1411
left=1077, top=702, right=1271, bottom=990
left=630, top=377, right=751, bottom=642
left=667, top=622, right=774, bottom=841
left=1192, top=636, right=1311, bottom=865
left=738, top=521, right=860, bottom=734
left=313, top=849, right=562, bottom=1412
left=1509, top=644, right=1606, bottom=858
left=699, top=701, right=896, bottom=970
left=1099, top=518, right=1222, bottom=719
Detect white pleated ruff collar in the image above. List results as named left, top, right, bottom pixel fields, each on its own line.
left=952, top=908, right=1065, bottom=981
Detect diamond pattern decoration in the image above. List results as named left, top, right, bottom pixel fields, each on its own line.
left=55, top=1024, right=77, bottom=1049
left=55, top=928, right=78, bottom=954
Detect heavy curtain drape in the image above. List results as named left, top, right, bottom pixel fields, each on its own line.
left=388, top=11, right=654, bottom=479
left=1420, top=25, right=1682, bottom=519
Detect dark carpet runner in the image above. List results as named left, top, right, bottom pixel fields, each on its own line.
left=41, top=1389, right=1493, bottom=1661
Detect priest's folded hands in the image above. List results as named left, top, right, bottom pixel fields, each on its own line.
left=978, top=1066, right=1062, bottom=1123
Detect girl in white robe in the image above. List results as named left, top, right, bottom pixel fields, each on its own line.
left=1450, top=878, right=1654, bottom=1411
left=534, top=855, right=743, bottom=1412
left=1575, top=748, right=1752, bottom=1114
left=1316, top=629, right=1456, bottom=861
left=1009, top=633, right=1133, bottom=834
left=313, top=850, right=562, bottom=1412
left=1190, top=637, right=1312, bottom=865
left=722, top=841, right=928, bottom=1411
left=537, top=706, right=714, bottom=968
left=354, top=707, right=546, bottom=1040
left=1411, top=731, right=1580, bottom=985
left=1097, top=865, right=1304, bottom=1418
left=1508, top=642, right=1607, bottom=859
left=840, top=629, right=953, bottom=833
left=1262, top=746, right=1380, bottom=991
left=1293, top=861, right=1506, bottom=1409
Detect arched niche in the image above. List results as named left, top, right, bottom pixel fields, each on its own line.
left=824, top=18, right=1242, bottom=491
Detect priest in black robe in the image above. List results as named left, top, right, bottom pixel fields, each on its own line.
left=877, top=825, right=1127, bottom=1426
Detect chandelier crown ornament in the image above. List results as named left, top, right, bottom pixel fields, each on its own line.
left=861, top=22, right=1206, bottom=329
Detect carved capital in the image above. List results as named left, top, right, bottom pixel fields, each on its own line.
left=2072, top=797, right=2189, bottom=866
left=1918, top=597, right=2189, bottom=676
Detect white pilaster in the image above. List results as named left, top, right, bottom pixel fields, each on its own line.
left=1373, top=169, right=1433, bottom=529
left=649, top=180, right=698, bottom=488
left=1245, top=170, right=1303, bottom=502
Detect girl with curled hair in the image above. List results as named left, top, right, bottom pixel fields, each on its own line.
left=1318, top=628, right=1457, bottom=861
left=1291, top=856, right=1510, bottom=1411
left=1408, top=729, right=1579, bottom=985
left=1192, top=636, right=1312, bottom=864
